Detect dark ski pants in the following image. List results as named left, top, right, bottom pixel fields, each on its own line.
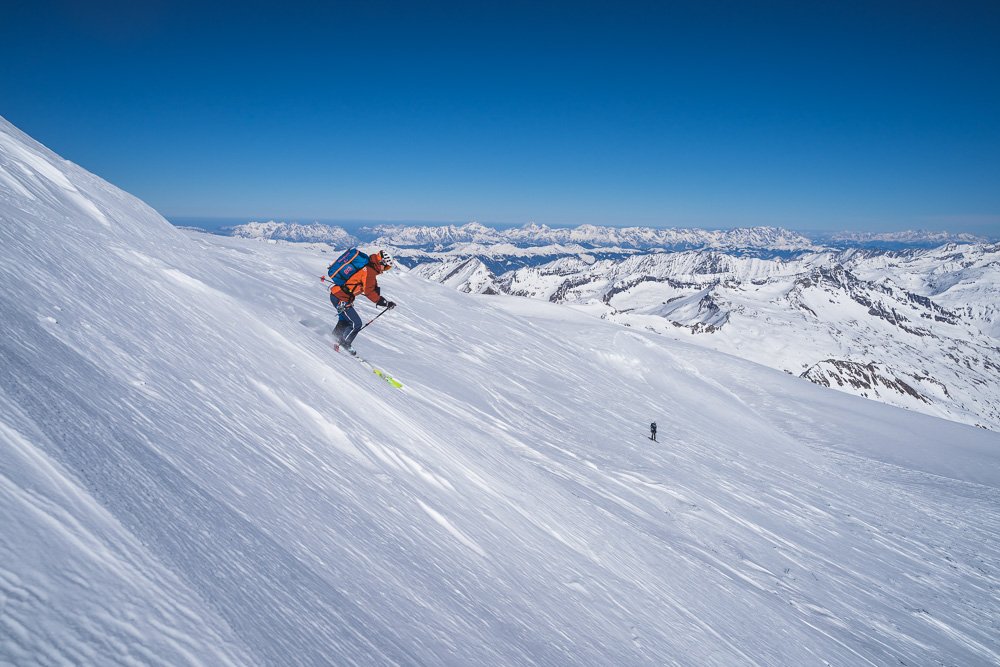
left=332, top=296, right=363, bottom=346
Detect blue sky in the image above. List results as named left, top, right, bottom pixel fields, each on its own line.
left=3, top=1, right=999, bottom=234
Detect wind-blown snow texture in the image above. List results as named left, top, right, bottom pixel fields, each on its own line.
left=2, top=116, right=1000, bottom=666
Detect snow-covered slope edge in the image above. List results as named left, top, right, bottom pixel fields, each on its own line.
left=1, top=118, right=257, bottom=664
left=2, top=117, right=999, bottom=666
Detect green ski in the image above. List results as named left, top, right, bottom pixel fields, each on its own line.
left=371, top=367, right=403, bottom=388
left=333, top=340, right=403, bottom=389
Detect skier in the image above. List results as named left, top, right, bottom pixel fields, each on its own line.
left=650, top=422, right=657, bottom=442
left=328, top=250, right=396, bottom=354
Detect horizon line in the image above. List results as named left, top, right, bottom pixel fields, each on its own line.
left=166, top=216, right=996, bottom=239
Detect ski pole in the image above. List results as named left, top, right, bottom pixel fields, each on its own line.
left=358, top=305, right=394, bottom=333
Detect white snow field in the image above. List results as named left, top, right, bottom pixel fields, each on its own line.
left=1, top=116, right=999, bottom=666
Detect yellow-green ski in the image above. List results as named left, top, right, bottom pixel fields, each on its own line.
left=372, top=367, right=403, bottom=388
left=332, top=336, right=403, bottom=388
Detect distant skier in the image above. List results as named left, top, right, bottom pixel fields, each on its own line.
left=650, top=422, right=657, bottom=441
left=326, top=249, right=396, bottom=354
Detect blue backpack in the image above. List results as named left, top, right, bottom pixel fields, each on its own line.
left=327, top=248, right=370, bottom=286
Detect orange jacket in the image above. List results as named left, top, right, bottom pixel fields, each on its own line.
left=330, top=263, right=384, bottom=304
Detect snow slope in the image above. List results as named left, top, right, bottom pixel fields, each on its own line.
left=2, top=117, right=1000, bottom=666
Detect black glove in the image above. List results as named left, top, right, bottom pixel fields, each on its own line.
left=377, top=296, right=396, bottom=309
left=386, top=301, right=396, bottom=309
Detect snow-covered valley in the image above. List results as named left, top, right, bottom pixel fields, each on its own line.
left=2, top=117, right=1000, bottom=665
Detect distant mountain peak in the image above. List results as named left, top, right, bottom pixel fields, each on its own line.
left=230, top=221, right=357, bottom=246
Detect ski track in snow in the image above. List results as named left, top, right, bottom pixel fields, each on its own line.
left=2, top=116, right=1000, bottom=666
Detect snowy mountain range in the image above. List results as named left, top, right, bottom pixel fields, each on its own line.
left=2, top=116, right=999, bottom=666
left=407, top=245, right=1000, bottom=431
left=231, top=220, right=358, bottom=246
left=824, top=229, right=990, bottom=244
left=367, top=221, right=820, bottom=251
left=230, top=220, right=823, bottom=253
left=229, top=219, right=990, bottom=251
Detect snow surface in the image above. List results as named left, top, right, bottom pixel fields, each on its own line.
left=2, top=116, right=1000, bottom=666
